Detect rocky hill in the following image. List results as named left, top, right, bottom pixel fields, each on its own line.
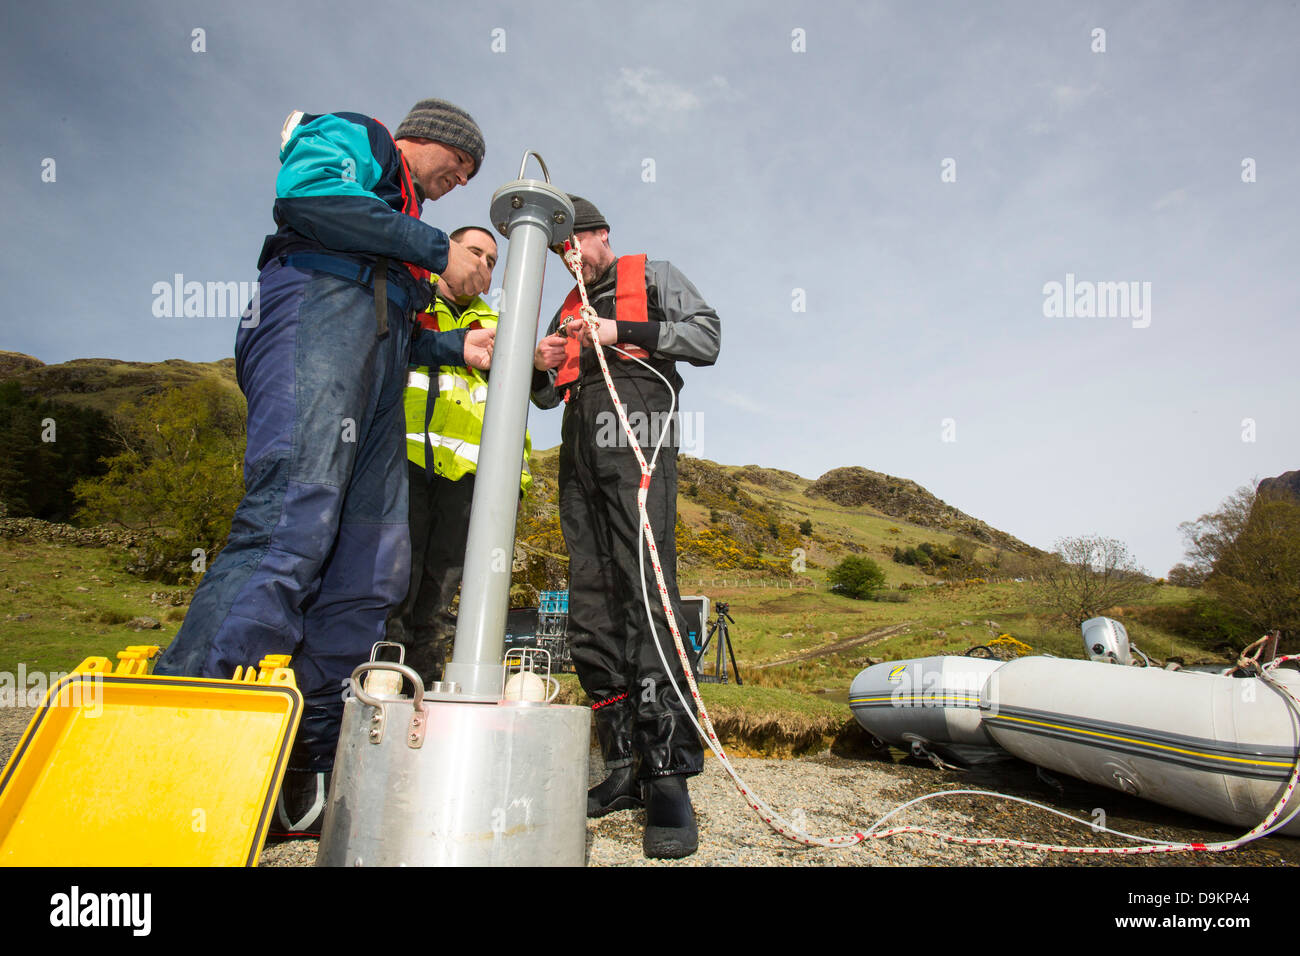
left=1259, top=470, right=1300, bottom=502
left=0, top=351, right=239, bottom=417
left=806, top=466, right=1030, bottom=552
left=1, top=352, right=1039, bottom=591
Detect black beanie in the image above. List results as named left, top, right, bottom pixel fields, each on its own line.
left=394, top=98, right=485, bottom=179
left=567, top=195, right=610, bottom=232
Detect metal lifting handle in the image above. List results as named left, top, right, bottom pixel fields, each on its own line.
left=517, top=150, right=551, bottom=183
left=350, top=661, right=425, bottom=712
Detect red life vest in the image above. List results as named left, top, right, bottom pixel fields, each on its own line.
left=554, top=254, right=651, bottom=400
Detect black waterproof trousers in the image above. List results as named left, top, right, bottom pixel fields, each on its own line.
left=385, top=463, right=475, bottom=680
left=559, top=376, right=703, bottom=779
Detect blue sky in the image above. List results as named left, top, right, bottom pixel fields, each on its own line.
left=3, top=0, right=1297, bottom=575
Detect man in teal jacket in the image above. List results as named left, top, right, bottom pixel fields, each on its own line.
left=156, top=99, right=494, bottom=839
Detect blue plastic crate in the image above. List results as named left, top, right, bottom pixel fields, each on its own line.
left=538, top=591, right=570, bottom=614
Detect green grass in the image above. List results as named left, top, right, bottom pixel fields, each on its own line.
left=668, top=579, right=1229, bottom=697
left=555, top=673, right=848, bottom=756
left=0, top=537, right=183, bottom=674
left=1, top=530, right=1232, bottom=757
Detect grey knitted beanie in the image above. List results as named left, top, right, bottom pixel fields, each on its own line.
left=394, top=98, right=485, bottom=179
left=567, top=195, right=610, bottom=232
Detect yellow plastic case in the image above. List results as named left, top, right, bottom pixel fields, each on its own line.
left=0, top=648, right=302, bottom=866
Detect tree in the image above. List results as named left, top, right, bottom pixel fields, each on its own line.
left=1179, top=486, right=1252, bottom=583
left=1180, top=484, right=1300, bottom=641
left=1033, top=535, right=1153, bottom=625
left=74, top=379, right=246, bottom=581
left=1165, top=563, right=1206, bottom=588
left=828, top=555, right=887, bottom=600
left=0, top=382, right=116, bottom=521
left=799, top=518, right=813, bottom=536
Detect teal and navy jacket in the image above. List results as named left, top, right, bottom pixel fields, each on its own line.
left=256, top=110, right=466, bottom=368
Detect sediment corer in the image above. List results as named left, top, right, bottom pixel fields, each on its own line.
left=316, top=154, right=590, bottom=867
left=318, top=659, right=588, bottom=866
left=444, top=152, right=576, bottom=698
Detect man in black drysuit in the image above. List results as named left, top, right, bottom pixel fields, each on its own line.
left=530, top=196, right=720, bottom=859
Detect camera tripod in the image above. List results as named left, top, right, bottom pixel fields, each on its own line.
left=696, top=601, right=742, bottom=685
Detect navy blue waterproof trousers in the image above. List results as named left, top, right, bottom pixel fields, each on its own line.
left=155, top=258, right=412, bottom=772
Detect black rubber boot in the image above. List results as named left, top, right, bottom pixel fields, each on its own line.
left=267, top=769, right=331, bottom=841
left=642, top=774, right=698, bottom=859
left=588, top=764, right=642, bottom=818
left=634, top=683, right=706, bottom=779
left=589, top=695, right=642, bottom=817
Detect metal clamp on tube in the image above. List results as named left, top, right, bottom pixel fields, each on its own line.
left=443, top=155, right=574, bottom=700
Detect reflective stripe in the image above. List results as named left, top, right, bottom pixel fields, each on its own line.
left=408, top=294, right=530, bottom=490
left=425, top=430, right=480, bottom=465
left=413, top=431, right=529, bottom=479
left=436, top=373, right=488, bottom=404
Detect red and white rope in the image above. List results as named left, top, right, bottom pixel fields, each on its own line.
left=559, top=240, right=1300, bottom=855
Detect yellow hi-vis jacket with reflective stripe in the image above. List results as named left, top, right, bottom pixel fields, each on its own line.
left=405, top=292, right=533, bottom=494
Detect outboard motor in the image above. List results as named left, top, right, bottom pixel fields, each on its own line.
left=1082, top=616, right=1131, bottom=665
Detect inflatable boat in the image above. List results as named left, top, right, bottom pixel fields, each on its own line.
left=983, top=656, right=1300, bottom=834
left=847, top=618, right=1300, bottom=834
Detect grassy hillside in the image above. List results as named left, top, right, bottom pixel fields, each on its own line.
left=0, top=532, right=1217, bottom=681
left=517, top=445, right=1042, bottom=600
left=700, top=578, right=1217, bottom=697
left=3, top=352, right=1036, bottom=595
left=0, top=351, right=240, bottom=419
left=0, top=535, right=186, bottom=677
left=0, top=353, right=1240, bottom=755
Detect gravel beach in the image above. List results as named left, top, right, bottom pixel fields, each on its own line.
left=260, top=747, right=1293, bottom=868
left=2, top=704, right=1290, bottom=867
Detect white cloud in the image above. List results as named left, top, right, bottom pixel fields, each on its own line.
left=1050, top=82, right=1101, bottom=110
left=1151, top=188, right=1189, bottom=211
left=712, top=386, right=767, bottom=414
left=605, top=68, right=734, bottom=128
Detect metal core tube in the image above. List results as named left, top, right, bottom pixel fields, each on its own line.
left=444, top=160, right=573, bottom=698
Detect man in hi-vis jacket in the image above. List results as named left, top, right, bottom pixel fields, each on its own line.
left=389, top=226, right=532, bottom=683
